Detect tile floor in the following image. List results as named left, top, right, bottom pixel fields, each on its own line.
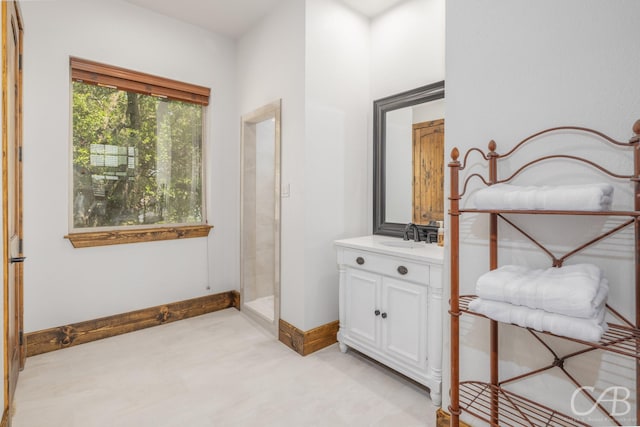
left=244, top=295, right=275, bottom=322
left=13, top=308, right=437, bottom=427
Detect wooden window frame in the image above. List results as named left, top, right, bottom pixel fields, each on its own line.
left=70, top=57, right=210, bottom=105
left=66, top=57, right=212, bottom=248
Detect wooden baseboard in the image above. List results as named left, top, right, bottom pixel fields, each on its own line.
left=278, top=319, right=339, bottom=356
left=436, top=408, right=472, bottom=427
left=26, top=290, right=240, bottom=357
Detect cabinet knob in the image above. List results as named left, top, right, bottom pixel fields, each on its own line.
left=356, top=257, right=365, bottom=265
left=381, top=312, right=387, bottom=319
left=397, top=265, right=408, bottom=275
left=374, top=309, right=380, bottom=316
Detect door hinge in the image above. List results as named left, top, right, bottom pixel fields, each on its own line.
left=19, top=330, right=23, bottom=346
left=18, top=146, right=22, bottom=162
left=19, top=54, right=22, bottom=71
left=19, top=238, right=23, bottom=254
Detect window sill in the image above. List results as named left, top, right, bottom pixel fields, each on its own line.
left=65, top=224, right=213, bottom=248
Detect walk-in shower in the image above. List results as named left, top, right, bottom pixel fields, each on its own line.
left=240, top=100, right=281, bottom=335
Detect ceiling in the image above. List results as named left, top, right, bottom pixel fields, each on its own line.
left=124, top=0, right=407, bottom=39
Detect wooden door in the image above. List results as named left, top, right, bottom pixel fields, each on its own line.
left=3, top=0, right=24, bottom=418
left=412, top=119, right=444, bottom=224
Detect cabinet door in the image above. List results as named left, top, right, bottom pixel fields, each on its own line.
left=381, top=278, right=427, bottom=369
left=344, top=268, right=381, bottom=348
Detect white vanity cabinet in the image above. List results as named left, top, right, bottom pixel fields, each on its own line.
left=335, top=235, right=444, bottom=406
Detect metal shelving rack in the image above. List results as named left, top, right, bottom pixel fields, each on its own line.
left=448, top=120, right=640, bottom=427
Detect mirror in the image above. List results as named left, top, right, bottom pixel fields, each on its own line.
left=373, top=81, right=445, bottom=238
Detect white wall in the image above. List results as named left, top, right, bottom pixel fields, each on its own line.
left=18, top=0, right=444, bottom=338
left=385, top=107, right=412, bottom=223
left=238, top=0, right=444, bottom=332
left=304, top=0, right=370, bottom=329
left=238, top=0, right=369, bottom=330
left=369, top=0, right=446, bottom=237
left=413, top=98, right=445, bottom=124
left=370, top=0, right=445, bottom=100
left=445, top=0, right=640, bottom=424
left=237, top=0, right=306, bottom=328
left=21, top=0, right=238, bottom=332
left=282, top=0, right=444, bottom=330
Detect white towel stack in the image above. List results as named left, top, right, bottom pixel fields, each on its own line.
left=474, top=183, right=614, bottom=211
left=468, top=264, right=609, bottom=342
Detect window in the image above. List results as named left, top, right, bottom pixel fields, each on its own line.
left=66, top=58, right=212, bottom=248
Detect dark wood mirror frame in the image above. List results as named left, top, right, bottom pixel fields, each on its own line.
left=373, top=81, right=445, bottom=238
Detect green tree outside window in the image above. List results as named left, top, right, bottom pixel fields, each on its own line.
left=72, top=82, right=204, bottom=229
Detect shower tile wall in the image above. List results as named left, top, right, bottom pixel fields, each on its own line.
left=242, top=124, right=257, bottom=303
left=254, top=119, right=276, bottom=300
left=243, top=118, right=276, bottom=305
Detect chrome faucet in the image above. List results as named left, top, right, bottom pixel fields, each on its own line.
left=403, top=223, right=421, bottom=242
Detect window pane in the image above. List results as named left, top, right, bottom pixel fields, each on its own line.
left=72, top=82, right=203, bottom=229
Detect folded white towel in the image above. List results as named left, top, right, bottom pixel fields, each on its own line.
left=474, top=183, right=613, bottom=211
left=469, top=298, right=607, bottom=342
left=476, top=264, right=608, bottom=319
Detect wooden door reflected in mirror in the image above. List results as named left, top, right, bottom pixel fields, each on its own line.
left=413, top=119, right=444, bottom=224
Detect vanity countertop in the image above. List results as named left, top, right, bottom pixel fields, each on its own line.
left=334, top=235, right=444, bottom=265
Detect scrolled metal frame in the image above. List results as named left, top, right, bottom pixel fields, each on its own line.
left=449, top=119, right=640, bottom=427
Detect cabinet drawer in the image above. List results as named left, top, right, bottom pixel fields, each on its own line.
left=340, top=248, right=429, bottom=285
